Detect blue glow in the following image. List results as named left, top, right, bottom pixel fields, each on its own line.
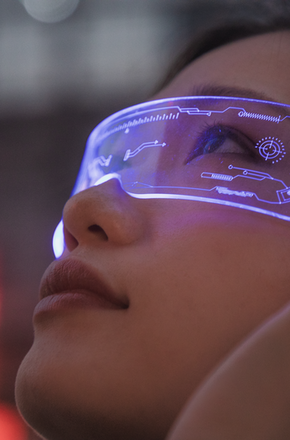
left=52, top=187, right=290, bottom=259
left=127, top=192, right=290, bottom=221
left=52, top=96, right=290, bottom=257
left=93, top=172, right=123, bottom=187
left=255, top=137, right=285, bottom=163
left=123, top=140, right=166, bottom=161
left=52, top=220, right=64, bottom=258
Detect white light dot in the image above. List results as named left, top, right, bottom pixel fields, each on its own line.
left=22, top=0, right=80, bottom=23
left=52, top=220, right=65, bottom=258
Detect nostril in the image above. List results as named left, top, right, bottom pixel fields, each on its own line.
left=64, top=227, right=79, bottom=247
left=88, top=224, right=108, bottom=241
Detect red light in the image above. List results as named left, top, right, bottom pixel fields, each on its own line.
left=0, top=404, right=28, bottom=440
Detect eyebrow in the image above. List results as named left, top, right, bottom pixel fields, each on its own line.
left=190, top=84, right=276, bottom=103
left=189, top=83, right=290, bottom=120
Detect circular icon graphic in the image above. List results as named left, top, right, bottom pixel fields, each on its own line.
left=255, top=137, right=286, bottom=163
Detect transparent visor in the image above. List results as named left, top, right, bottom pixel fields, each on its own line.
left=53, top=96, right=290, bottom=257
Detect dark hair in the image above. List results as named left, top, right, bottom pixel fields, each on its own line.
left=158, top=17, right=290, bottom=91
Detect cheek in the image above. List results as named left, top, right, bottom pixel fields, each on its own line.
left=132, top=214, right=290, bottom=384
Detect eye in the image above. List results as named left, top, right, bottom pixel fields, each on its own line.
left=185, top=124, right=256, bottom=164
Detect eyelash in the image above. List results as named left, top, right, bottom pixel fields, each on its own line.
left=185, top=123, right=257, bottom=164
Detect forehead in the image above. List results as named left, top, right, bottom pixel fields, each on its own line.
left=156, top=31, right=290, bottom=105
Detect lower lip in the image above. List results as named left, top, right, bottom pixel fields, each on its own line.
left=34, top=292, right=120, bottom=317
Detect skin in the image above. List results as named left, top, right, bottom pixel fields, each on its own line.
left=166, top=303, right=290, bottom=440
left=16, top=31, right=290, bottom=440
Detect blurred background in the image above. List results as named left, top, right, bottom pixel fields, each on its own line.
left=0, top=0, right=286, bottom=438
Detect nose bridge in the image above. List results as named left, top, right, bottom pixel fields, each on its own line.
left=62, top=178, right=146, bottom=251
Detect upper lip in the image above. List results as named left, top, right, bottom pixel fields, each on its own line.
left=39, top=257, right=129, bottom=309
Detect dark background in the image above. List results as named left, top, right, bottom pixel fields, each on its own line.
left=0, top=0, right=284, bottom=438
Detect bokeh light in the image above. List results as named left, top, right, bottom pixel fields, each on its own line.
left=0, top=404, right=28, bottom=440
left=20, top=0, right=80, bottom=23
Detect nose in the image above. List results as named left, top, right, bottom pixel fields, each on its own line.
left=58, top=178, right=146, bottom=255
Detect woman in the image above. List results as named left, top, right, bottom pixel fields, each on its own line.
left=15, top=16, right=290, bottom=440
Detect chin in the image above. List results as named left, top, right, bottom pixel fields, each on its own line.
left=15, top=348, right=63, bottom=440
left=15, top=344, right=170, bottom=440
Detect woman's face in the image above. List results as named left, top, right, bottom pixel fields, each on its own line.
left=16, top=31, right=290, bottom=440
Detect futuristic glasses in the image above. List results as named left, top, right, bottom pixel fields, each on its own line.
left=53, top=96, right=290, bottom=257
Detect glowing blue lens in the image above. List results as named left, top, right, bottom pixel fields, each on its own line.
left=52, top=96, right=290, bottom=258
